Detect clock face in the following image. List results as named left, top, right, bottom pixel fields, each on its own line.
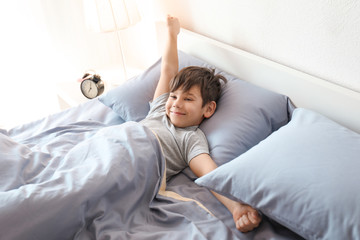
left=81, top=79, right=98, bottom=99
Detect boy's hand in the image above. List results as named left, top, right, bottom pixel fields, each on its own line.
left=166, top=15, right=180, bottom=37
left=232, top=204, right=262, bottom=232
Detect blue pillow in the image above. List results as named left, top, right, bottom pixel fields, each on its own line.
left=99, top=51, right=290, bottom=166
left=99, top=58, right=161, bottom=122
left=196, top=108, right=360, bottom=239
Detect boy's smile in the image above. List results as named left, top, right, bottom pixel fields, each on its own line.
left=171, top=111, right=185, bottom=115
left=165, top=85, right=215, bottom=128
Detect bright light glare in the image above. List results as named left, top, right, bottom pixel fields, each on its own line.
left=0, top=1, right=60, bottom=129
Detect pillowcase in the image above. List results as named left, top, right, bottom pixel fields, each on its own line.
left=99, top=51, right=290, bottom=165
left=196, top=108, right=360, bottom=240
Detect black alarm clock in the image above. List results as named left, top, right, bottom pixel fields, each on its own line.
left=80, top=72, right=104, bottom=99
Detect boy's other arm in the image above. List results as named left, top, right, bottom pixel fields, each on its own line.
left=153, top=15, right=180, bottom=100
left=189, top=153, right=262, bottom=233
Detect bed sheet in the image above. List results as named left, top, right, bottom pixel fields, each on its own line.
left=1, top=99, right=303, bottom=240
left=5, top=99, right=125, bottom=141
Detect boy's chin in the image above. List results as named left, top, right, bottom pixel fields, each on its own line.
left=171, top=120, right=186, bottom=128
left=167, top=114, right=202, bottom=128
left=172, top=119, right=200, bottom=128
left=170, top=118, right=188, bottom=128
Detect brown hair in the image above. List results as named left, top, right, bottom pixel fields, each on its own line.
left=169, top=66, right=227, bottom=107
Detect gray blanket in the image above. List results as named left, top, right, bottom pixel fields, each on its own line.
left=0, top=121, right=237, bottom=239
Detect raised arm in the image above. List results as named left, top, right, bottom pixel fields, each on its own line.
left=153, top=15, right=180, bottom=100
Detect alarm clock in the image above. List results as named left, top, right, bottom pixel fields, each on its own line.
left=80, top=72, right=104, bottom=99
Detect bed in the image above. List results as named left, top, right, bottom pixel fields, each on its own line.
left=1, top=28, right=360, bottom=240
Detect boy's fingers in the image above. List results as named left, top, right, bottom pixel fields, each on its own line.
left=238, top=216, right=254, bottom=232
left=242, top=214, right=250, bottom=225
left=236, top=218, right=241, bottom=229
left=248, top=211, right=261, bottom=225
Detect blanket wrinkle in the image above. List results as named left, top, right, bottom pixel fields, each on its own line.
left=0, top=121, right=241, bottom=240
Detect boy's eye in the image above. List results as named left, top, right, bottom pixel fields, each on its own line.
left=185, top=98, right=192, bottom=101
left=170, top=95, right=177, bottom=99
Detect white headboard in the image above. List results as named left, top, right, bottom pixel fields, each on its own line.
left=178, top=28, right=360, bottom=133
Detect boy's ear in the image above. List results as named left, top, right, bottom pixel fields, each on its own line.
left=203, top=101, right=216, bottom=118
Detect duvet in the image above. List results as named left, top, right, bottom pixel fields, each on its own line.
left=0, top=121, right=234, bottom=239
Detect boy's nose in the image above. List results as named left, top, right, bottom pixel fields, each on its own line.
left=173, top=99, right=182, bottom=107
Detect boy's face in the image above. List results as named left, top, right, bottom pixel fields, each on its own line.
left=166, top=85, right=215, bottom=128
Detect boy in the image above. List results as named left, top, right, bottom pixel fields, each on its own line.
left=141, top=15, right=261, bottom=233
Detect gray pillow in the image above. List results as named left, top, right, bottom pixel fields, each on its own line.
left=196, top=108, right=360, bottom=239
left=99, top=51, right=290, bottom=165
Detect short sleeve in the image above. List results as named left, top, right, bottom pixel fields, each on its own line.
left=147, top=93, right=169, bottom=116
left=185, top=129, right=209, bottom=164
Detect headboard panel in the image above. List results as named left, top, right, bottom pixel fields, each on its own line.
left=178, top=28, right=360, bottom=133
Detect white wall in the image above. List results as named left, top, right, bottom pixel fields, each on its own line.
left=0, top=1, right=59, bottom=128
left=151, top=0, right=360, bottom=93
left=1, top=0, right=358, bottom=128
left=0, top=0, right=156, bottom=128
